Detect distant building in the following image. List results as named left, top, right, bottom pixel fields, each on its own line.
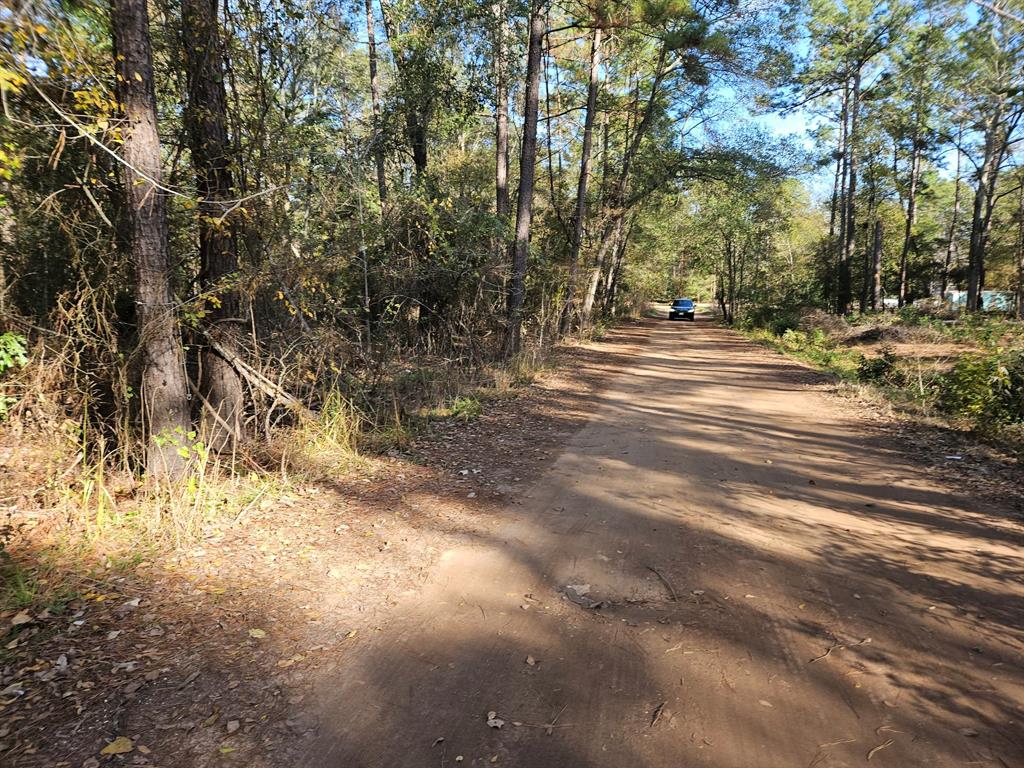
left=943, top=290, right=1014, bottom=311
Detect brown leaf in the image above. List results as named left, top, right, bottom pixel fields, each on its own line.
left=99, top=736, right=134, bottom=755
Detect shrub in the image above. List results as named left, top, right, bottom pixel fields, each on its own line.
left=0, top=332, right=28, bottom=418
left=857, top=346, right=907, bottom=387
left=935, top=350, right=1024, bottom=431
left=449, top=395, right=482, bottom=422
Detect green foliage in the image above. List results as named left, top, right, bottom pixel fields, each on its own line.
left=0, top=332, right=28, bottom=419
left=856, top=345, right=906, bottom=387
left=449, top=395, right=482, bottom=422
left=750, top=327, right=859, bottom=379
left=935, top=350, right=1024, bottom=432
left=0, top=332, right=27, bottom=374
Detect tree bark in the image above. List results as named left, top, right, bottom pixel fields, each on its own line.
left=112, top=0, right=191, bottom=478
left=493, top=0, right=509, bottom=226
left=967, top=106, right=1007, bottom=312
left=835, top=82, right=849, bottom=313
left=1017, top=179, right=1024, bottom=319
left=183, top=0, right=244, bottom=452
left=603, top=212, right=636, bottom=315
left=559, top=25, right=601, bottom=335
left=505, top=0, right=545, bottom=357
left=870, top=219, right=883, bottom=310
left=366, top=0, right=387, bottom=206
left=941, top=127, right=962, bottom=301
left=581, top=215, right=620, bottom=320
left=898, top=137, right=921, bottom=307
left=839, top=68, right=860, bottom=314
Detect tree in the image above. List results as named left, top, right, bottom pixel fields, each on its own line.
left=111, top=0, right=191, bottom=477
left=183, top=0, right=245, bottom=451
left=560, top=24, right=602, bottom=334
left=957, top=1, right=1024, bottom=311
left=506, top=0, right=546, bottom=356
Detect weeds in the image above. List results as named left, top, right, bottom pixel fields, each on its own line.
left=744, top=312, right=1024, bottom=445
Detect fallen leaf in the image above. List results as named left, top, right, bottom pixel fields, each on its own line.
left=248, top=628, right=266, bottom=639
left=11, top=611, right=32, bottom=627
left=100, top=736, right=134, bottom=755
left=525, top=655, right=537, bottom=666
left=219, top=746, right=237, bottom=754
left=226, top=720, right=240, bottom=734
left=758, top=700, right=773, bottom=708
left=137, top=745, right=151, bottom=755
left=0, top=682, right=25, bottom=698
left=486, top=711, right=505, bottom=729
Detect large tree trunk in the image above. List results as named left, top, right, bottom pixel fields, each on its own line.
left=504, top=0, right=544, bottom=357
left=870, top=219, right=883, bottom=310
left=824, top=108, right=844, bottom=309
left=366, top=0, right=387, bottom=205
left=183, top=0, right=245, bottom=452
left=941, top=128, right=962, bottom=301
left=559, top=25, right=601, bottom=335
left=838, top=68, right=860, bottom=314
left=898, top=137, right=921, bottom=308
left=112, top=0, right=191, bottom=478
left=1017, top=179, right=1024, bottom=319
left=835, top=83, right=849, bottom=313
left=967, top=107, right=1004, bottom=312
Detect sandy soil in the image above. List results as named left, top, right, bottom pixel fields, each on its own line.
left=300, top=313, right=1024, bottom=768
left=4, top=313, right=1022, bottom=767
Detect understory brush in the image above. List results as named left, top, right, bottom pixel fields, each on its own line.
left=742, top=310, right=1024, bottom=449
left=0, top=320, right=563, bottom=613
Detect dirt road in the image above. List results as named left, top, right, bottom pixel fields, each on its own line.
left=303, top=315, right=1024, bottom=767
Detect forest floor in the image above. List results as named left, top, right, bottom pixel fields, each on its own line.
left=3, top=310, right=1024, bottom=767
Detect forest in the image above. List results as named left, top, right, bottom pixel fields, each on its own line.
left=1, top=0, right=1023, bottom=480
left=3, top=1, right=1024, bottom=765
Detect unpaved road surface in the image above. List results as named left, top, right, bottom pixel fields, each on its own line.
left=304, top=315, right=1024, bottom=767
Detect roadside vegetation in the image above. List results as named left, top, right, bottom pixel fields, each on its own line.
left=0, top=0, right=1022, bottom=761
left=742, top=310, right=1024, bottom=449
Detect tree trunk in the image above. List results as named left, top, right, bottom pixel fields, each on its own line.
left=870, top=219, right=883, bottom=310
left=581, top=215, right=621, bottom=321
left=967, top=108, right=1003, bottom=312
left=898, top=137, right=921, bottom=308
left=839, top=68, right=860, bottom=314
left=941, top=128, right=962, bottom=301
left=112, top=0, right=191, bottom=478
left=504, top=0, right=544, bottom=357
left=559, top=25, right=601, bottom=335
left=835, top=83, right=849, bottom=313
left=366, top=0, right=387, bottom=205
left=603, top=212, right=635, bottom=315
left=1017, top=179, right=1024, bottom=319
left=493, top=0, right=509, bottom=226
left=824, top=111, right=844, bottom=309
left=183, top=0, right=245, bottom=452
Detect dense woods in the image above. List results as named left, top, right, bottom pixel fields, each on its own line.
left=1, top=0, right=1023, bottom=478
